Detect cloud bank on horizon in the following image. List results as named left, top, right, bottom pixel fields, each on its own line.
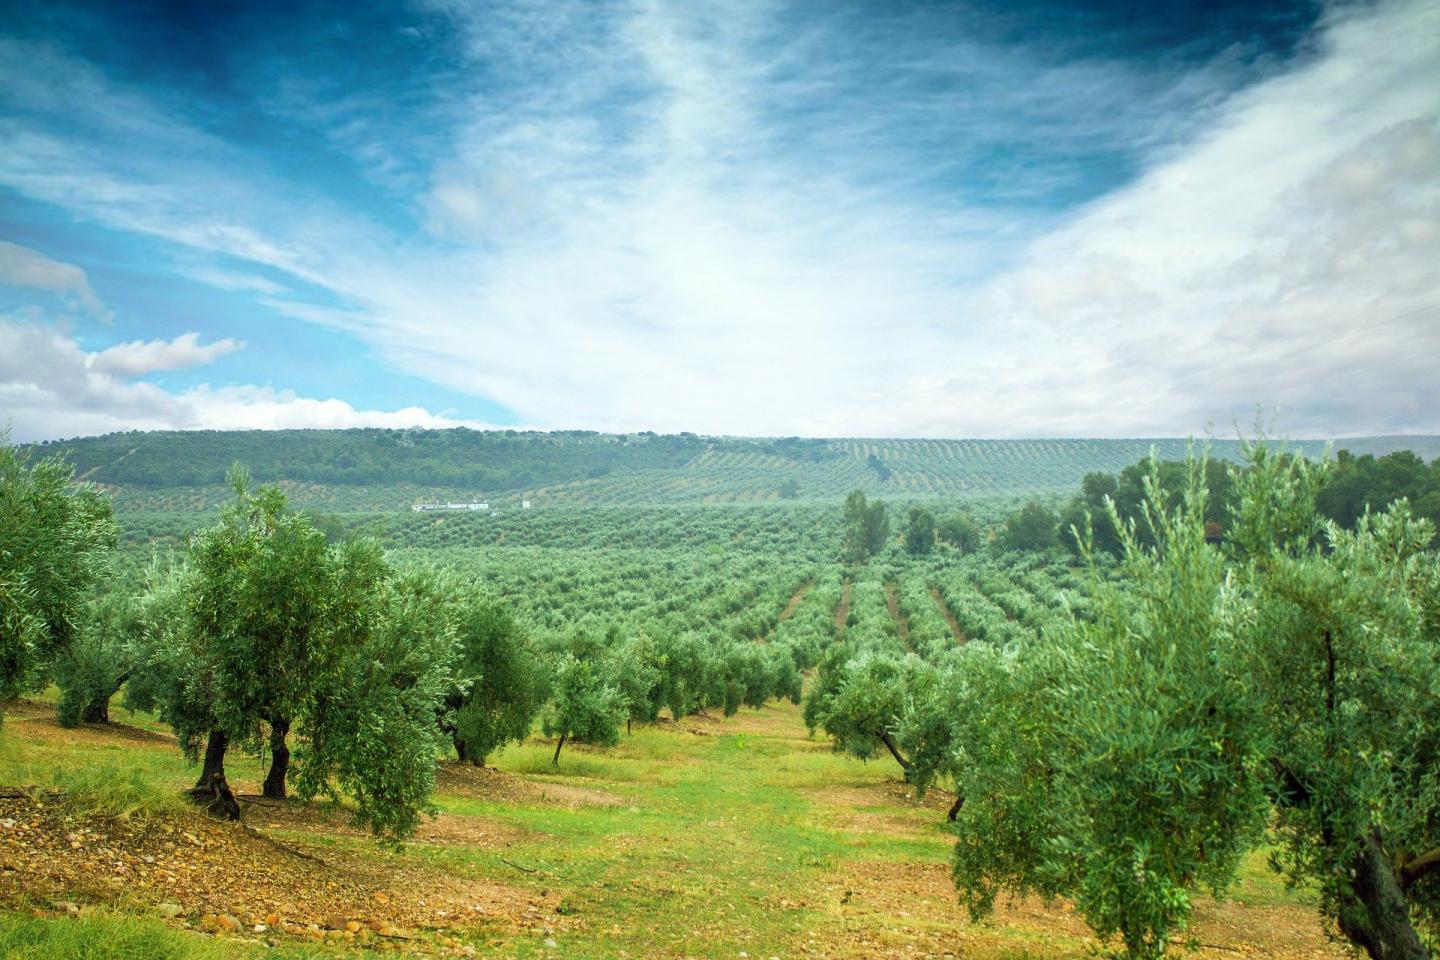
left=0, top=0, right=1435, bottom=442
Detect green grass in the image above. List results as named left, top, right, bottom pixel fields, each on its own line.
left=0, top=910, right=234, bottom=960
left=0, top=909, right=412, bottom=960
left=0, top=695, right=1339, bottom=959
left=48, top=764, right=189, bottom=823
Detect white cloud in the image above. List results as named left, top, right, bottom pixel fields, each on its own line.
left=0, top=240, right=107, bottom=317
left=0, top=319, right=493, bottom=441
left=901, top=0, right=1440, bottom=438
left=89, top=331, right=246, bottom=377
left=0, top=1, right=1436, bottom=438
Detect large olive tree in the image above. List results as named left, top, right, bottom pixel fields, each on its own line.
left=0, top=440, right=116, bottom=709
left=131, top=470, right=458, bottom=839
left=1229, top=449, right=1440, bottom=958
left=942, top=448, right=1440, bottom=958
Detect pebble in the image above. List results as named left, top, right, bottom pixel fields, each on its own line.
left=543, top=938, right=558, bottom=949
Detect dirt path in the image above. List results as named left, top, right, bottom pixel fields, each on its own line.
left=834, top=580, right=852, bottom=629
left=75, top=446, right=138, bottom=483
left=760, top=580, right=815, bottom=642
left=778, top=581, right=814, bottom=622
left=883, top=582, right=914, bottom=653
left=929, top=586, right=966, bottom=644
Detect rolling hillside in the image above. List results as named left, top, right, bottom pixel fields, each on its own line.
left=29, top=429, right=1440, bottom=511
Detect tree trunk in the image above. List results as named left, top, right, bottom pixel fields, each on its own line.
left=452, top=737, right=484, bottom=767
left=194, top=729, right=228, bottom=789
left=947, top=794, right=964, bottom=822
left=80, top=696, right=110, bottom=724
left=80, top=670, right=130, bottom=724
left=262, top=718, right=290, bottom=800
left=878, top=732, right=912, bottom=771
left=627, top=717, right=633, bottom=735
left=552, top=733, right=567, bottom=766
left=1336, top=831, right=1427, bottom=960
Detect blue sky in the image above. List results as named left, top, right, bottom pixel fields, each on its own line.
left=1, top=0, right=1436, bottom=440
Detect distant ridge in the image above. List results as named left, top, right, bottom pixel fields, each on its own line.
left=29, top=429, right=1440, bottom=510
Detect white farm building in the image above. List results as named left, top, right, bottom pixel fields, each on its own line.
left=411, top=501, right=488, bottom=512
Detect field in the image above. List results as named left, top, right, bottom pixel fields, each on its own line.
left=1, top=689, right=1343, bottom=960
left=5, top=430, right=1439, bottom=958
left=0, top=519, right=1351, bottom=958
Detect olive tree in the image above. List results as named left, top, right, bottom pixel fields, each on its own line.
left=843, top=490, right=889, bottom=563
left=184, top=470, right=338, bottom=798
left=1228, top=449, right=1440, bottom=958
left=946, top=447, right=1440, bottom=958
left=296, top=568, right=458, bottom=840
left=131, top=471, right=460, bottom=839
left=55, top=583, right=143, bottom=726
left=938, top=511, right=982, bottom=553
left=946, top=457, right=1268, bottom=958
left=905, top=507, right=936, bottom=556
left=804, top=643, right=925, bottom=776
left=543, top=652, right=625, bottom=765
left=607, top=631, right=666, bottom=733
left=443, top=594, right=547, bottom=765
left=0, top=440, right=116, bottom=708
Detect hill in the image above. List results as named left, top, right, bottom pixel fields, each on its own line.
left=29, top=429, right=1440, bottom=511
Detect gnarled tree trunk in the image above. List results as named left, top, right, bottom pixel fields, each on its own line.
left=194, top=729, right=228, bottom=790
left=878, top=732, right=912, bottom=776
left=80, top=670, right=130, bottom=724
left=552, top=733, right=567, bottom=766
left=453, top=737, right=483, bottom=767
left=1336, top=831, right=1427, bottom=960
left=263, top=717, right=290, bottom=800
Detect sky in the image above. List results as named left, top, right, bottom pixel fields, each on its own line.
left=0, top=0, right=1436, bottom=441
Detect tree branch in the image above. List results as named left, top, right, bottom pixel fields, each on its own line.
left=1400, top=846, right=1440, bottom=891
left=1268, top=757, right=1311, bottom=808
left=878, top=732, right=911, bottom=771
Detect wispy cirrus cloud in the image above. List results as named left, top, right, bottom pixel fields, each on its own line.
left=0, top=0, right=1434, bottom=440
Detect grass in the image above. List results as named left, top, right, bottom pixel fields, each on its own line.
left=0, top=910, right=234, bottom=960
left=0, top=909, right=410, bottom=960
left=49, top=764, right=189, bottom=823
left=0, top=695, right=1342, bottom=959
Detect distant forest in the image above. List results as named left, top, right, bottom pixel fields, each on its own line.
left=31, top=429, right=830, bottom=490
left=27, top=429, right=1440, bottom=507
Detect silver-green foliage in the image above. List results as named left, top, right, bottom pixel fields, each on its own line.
left=0, top=441, right=116, bottom=703
left=946, top=455, right=1269, bottom=958
left=943, top=447, right=1440, bottom=958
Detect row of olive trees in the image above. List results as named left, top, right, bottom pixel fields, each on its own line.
left=3, top=450, right=542, bottom=839
left=812, top=448, right=1440, bottom=959
left=5, top=444, right=810, bottom=838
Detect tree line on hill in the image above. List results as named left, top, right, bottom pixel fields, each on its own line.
left=932, top=446, right=1440, bottom=557
left=31, top=428, right=781, bottom=490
